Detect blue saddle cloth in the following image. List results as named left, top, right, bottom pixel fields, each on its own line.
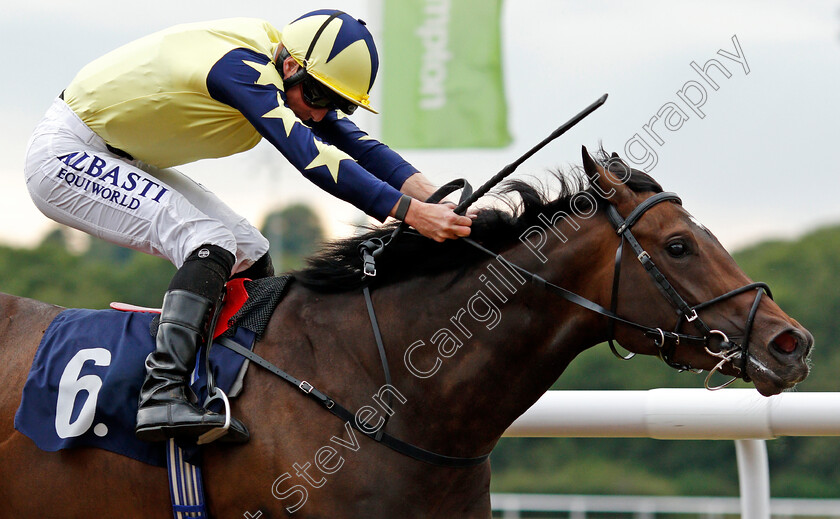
left=14, top=308, right=255, bottom=467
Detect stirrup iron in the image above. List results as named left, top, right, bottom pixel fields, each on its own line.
left=197, top=388, right=232, bottom=445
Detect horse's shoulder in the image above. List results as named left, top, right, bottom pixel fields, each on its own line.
left=271, top=281, right=361, bottom=323
left=257, top=282, right=372, bottom=377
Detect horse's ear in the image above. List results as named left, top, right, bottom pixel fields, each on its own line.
left=581, top=145, right=634, bottom=207
left=581, top=145, right=599, bottom=180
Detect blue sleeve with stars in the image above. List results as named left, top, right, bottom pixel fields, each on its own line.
left=309, top=113, right=417, bottom=192
left=206, top=48, right=403, bottom=221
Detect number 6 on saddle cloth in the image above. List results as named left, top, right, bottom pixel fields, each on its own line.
left=13, top=277, right=285, bottom=467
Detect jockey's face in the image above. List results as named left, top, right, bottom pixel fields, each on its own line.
left=280, top=56, right=329, bottom=123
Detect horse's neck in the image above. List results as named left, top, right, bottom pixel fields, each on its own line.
left=379, top=221, right=611, bottom=456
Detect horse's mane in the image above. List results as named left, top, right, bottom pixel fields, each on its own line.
left=294, top=149, right=662, bottom=293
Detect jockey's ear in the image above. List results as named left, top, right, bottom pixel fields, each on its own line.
left=581, top=145, right=634, bottom=209
left=281, top=56, right=300, bottom=79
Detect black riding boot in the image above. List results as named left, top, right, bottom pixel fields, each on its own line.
left=135, top=290, right=249, bottom=442
left=135, top=245, right=249, bottom=443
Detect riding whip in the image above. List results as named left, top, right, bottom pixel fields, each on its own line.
left=360, top=93, right=608, bottom=276
left=454, top=93, right=608, bottom=214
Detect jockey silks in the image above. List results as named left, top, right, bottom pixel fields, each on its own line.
left=61, top=18, right=415, bottom=222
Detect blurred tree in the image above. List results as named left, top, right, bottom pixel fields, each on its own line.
left=85, top=235, right=135, bottom=264
left=261, top=203, right=325, bottom=271
left=39, top=228, right=69, bottom=249
left=0, top=231, right=173, bottom=309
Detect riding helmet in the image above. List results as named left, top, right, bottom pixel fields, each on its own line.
left=280, top=9, right=380, bottom=113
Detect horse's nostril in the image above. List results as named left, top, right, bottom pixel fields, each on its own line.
left=772, top=331, right=798, bottom=355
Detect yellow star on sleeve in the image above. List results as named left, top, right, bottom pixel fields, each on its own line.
left=261, top=92, right=298, bottom=137
left=358, top=134, right=375, bottom=141
left=305, top=137, right=354, bottom=182
left=242, top=60, right=285, bottom=91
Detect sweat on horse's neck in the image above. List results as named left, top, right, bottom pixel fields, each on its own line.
left=373, top=214, right=614, bottom=457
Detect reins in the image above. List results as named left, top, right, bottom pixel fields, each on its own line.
left=216, top=175, right=772, bottom=468
left=209, top=95, right=613, bottom=469
left=251, top=178, right=770, bottom=467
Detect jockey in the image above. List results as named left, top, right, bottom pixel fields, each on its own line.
left=23, top=10, right=472, bottom=444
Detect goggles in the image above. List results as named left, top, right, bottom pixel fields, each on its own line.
left=300, top=76, right=358, bottom=115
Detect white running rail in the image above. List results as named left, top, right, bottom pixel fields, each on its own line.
left=490, top=493, right=840, bottom=518
left=500, top=389, right=840, bottom=519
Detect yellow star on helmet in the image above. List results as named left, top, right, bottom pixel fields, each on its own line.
left=261, top=92, right=298, bottom=137
left=242, top=60, right=285, bottom=91
left=305, top=137, right=354, bottom=183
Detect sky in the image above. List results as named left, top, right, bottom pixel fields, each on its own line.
left=1, top=1, right=838, bottom=251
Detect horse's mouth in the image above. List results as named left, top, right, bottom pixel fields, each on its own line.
left=745, top=353, right=809, bottom=397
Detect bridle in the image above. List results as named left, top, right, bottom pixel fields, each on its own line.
left=367, top=181, right=774, bottom=391
left=600, top=191, right=772, bottom=389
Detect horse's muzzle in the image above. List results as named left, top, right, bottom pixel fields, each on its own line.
left=748, top=327, right=812, bottom=396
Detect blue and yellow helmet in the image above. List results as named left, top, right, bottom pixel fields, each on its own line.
left=280, top=10, right=380, bottom=114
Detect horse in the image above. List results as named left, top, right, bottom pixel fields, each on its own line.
left=0, top=147, right=812, bottom=518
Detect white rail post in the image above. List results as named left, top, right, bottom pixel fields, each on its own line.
left=735, top=439, right=771, bottom=519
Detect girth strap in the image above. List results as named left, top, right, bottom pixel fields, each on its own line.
left=214, top=337, right=490, bottom=468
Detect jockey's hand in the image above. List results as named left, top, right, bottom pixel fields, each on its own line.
left=441, top=201, right=480, bottom=220
left=404, top=200, right=472, bottom=242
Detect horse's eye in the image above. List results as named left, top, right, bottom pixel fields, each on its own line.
left=666, top=241, right=688, bottom=257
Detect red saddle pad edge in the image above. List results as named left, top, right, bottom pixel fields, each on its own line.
left=213, top=278, right=250, bottom=338
left=109, top=277, right=250, bottom=339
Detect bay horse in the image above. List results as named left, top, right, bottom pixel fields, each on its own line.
left=0, top=147, right=812, bottom=518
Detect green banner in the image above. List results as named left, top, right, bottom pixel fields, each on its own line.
left=381, top=0, right=511, bottom=148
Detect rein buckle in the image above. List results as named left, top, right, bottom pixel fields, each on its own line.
left=363, top=261, right=377, bottom=277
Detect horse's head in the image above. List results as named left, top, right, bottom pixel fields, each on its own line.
left=580, top=146, right=812, bottom=396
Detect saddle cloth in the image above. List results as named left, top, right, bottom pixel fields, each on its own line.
left=13, top=276, right=291, bottom=467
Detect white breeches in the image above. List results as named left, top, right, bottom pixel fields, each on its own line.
left=24, top=98, right=269, bottom=272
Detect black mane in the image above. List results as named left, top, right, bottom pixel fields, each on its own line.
left=294, top=150, right=662, bottom=292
